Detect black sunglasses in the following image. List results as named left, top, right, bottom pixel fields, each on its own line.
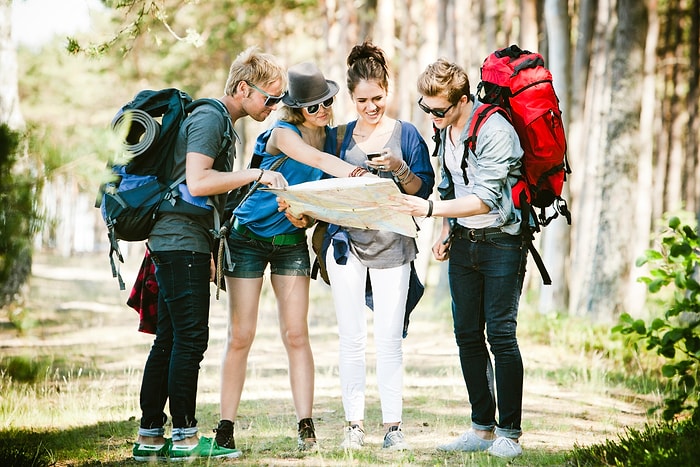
left=247, top=82, right=286, bottom=107
left=305, top=97, right=334, bottom=115
left=418, top=97, right=455, bottom=118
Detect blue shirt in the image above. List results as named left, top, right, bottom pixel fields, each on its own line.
left=234, top=120, right=331, bottom=237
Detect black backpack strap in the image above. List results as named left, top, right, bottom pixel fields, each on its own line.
left=518, top=190, right=551, bottom=285
left=188, top=98, right=236, bottom=158
left=431, top=123, right=442, bottom=158
left=107, top=226, right=126, bottom=290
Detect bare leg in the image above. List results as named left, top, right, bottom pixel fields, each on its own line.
left=219, top=276, right=264, bottom=422
left=271, top=274, right=314, bottom=420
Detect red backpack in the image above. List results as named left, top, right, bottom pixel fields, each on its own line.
left=468, top=45, right=572, bottom=284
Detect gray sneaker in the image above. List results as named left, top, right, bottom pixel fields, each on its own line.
left=382, top=426, right=411, bottom=451
left=487, top=436, right=522, bottom=458
left=437, top=430, right=494, bottom=452
left=340, top=424, right=365, bottom=449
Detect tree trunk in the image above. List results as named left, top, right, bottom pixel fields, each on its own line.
left=437, top=0, right=456, bottom=60
left=627, top=0, right=659, bottom=315
left=571, top=0, right=648, bottom=321
left=691, top=0, right=700, bottom=218
left=484, top=1, right=498, bottom=53
left=538, top=0, right=571, bottom=313
left=520, top=0, right=539, bottom=50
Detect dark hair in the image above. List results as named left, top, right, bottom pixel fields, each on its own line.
left=346, top=41, right=389, bottom=94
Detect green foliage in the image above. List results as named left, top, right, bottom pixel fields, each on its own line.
left=0, top=431, right=54, bottom=467
left=68, top=0, right=319, bottom=67
left=0, top=124, right=43, bottom=309
left=568, top=418, right=700, bottom=467
left=612, top=215, right=700, bottom=421
left=20, top=1, right=332, bottom=222
left=1, top=356, right=54, bottom=384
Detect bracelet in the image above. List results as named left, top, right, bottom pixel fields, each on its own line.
left=426, top=199, right=433, bottom=218
left=349, top=166, right=369, bottom=177
left=256, top=168, right=265, bottom=183
left=392, top=160, right=409, bottom=178
left=397, top=170, right=413, bottom=184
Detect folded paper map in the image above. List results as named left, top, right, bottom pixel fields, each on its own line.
left=263, top=177, right=417, bottom=237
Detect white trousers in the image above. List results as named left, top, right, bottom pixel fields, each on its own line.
left=325, top=244, right=409, bottom=423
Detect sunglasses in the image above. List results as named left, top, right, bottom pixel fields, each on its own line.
left=305, top=97, right=334, bottom=115
left=247, top=82, right=286, bottom=107
left=418, top=97, right=455, bottom=118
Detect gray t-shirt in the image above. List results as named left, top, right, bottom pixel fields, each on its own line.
left=342, top=121, right=417, bottom=268
left=148, top=103, right=234, bottom=253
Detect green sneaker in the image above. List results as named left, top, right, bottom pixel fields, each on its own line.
left=132, top=438, right=171, bottom=461
left=169, top=436, right=241, bottom=461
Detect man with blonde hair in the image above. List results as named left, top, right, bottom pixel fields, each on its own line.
left=133, top=47, right=288, bottom=462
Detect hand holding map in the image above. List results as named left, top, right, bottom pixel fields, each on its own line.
left=263, top=177, right=418, bottom=237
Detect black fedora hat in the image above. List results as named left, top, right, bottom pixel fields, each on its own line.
left=282, top=62, right=339, bottom=108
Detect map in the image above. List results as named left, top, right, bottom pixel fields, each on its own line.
left=263, top=177, right=417, bottom=237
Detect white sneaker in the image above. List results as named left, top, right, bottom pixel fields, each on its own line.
left=487, top=436, right=522, bottom=458
left=382, top=426, right=411, bottom=451
left=436, top=430, right=494, bottom=452
left=340, top=424, right=365, bottom=449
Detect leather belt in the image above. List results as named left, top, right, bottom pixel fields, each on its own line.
left=453, top=225, right=513, bottom=242
left=233, top=218, right=306, bottom=246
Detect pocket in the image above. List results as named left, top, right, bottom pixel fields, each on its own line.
left=150, top=256, right=187, bottom=302
left=487, top=234, right=523, bottom=251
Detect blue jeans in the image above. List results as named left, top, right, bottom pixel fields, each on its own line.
left=448, top=230, right=527, bottom=439
left=139, top=250, right=210, bottom=439
left=224, top=228, right=310, bottom=278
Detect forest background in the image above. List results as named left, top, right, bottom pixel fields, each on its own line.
left=1, top=0, right=699, bottom=464
left=2, top=0, right=699, bottom=341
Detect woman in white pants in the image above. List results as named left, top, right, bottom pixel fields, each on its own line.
left=323, top=41, right=434, bottom=451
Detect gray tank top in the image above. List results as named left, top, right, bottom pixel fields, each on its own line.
left=342, top=120, right=417, bottom=268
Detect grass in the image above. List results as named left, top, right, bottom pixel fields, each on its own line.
left=0, top=251, right=668, bottom=465
left=570, top=417, right=700, bottom=466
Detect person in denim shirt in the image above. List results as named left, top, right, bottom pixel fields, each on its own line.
left=393, top=58, right=526, bottom=459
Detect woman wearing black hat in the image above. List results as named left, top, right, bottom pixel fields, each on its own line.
left=215, top=62, right=369, bottom=454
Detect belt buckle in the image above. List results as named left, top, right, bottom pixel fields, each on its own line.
left=468, top=229, right=477, bottom=242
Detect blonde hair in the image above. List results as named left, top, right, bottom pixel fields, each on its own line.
left=224, top=46, right=286, bottom=96
left=279, top=106, right=334, bottom=127
left=279, top=106, right=306, bottom=125
left=417, top=58, right=471, bottom=104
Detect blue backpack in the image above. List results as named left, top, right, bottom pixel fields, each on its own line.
left=97, top=88, right=233, bottom=289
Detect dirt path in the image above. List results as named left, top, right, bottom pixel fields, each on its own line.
left=2, top=251, right=653, bottom=460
